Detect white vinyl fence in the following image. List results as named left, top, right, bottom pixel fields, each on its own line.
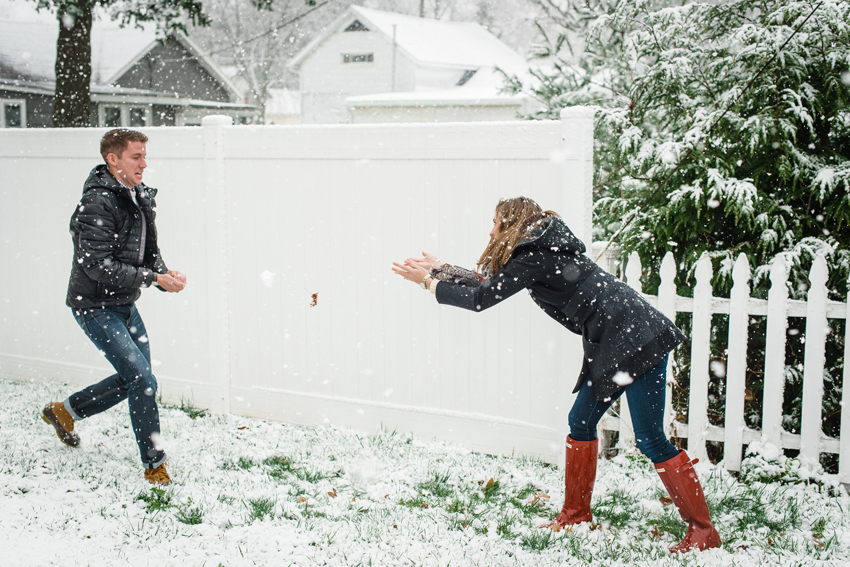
left=0, top=109, right=594, bottom=465
left=2, top=111, right=846, bottom=477
left=596, top=249, right=850, bottom=481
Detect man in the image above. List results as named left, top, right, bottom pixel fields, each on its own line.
left=41, top=129, right=186, bottom=484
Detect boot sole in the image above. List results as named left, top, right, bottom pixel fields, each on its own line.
left=41, top=406, right=80, bottom=448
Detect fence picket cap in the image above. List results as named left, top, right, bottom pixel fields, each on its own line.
left=689, top=254, right=714, bottom=464
left=762, top=255, right=789, bottom=448
left=724, top=253, right=751, bottom=471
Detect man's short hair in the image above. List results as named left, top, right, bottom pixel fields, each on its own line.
left=100, top=129, right=148, bottom=162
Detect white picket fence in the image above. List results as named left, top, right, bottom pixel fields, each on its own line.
left=596, top=249, right=850, bottom=480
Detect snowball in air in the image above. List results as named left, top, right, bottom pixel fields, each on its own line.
left=260, top=270, right=275, bottom=288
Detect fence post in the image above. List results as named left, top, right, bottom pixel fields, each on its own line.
left=657, top=252, right=678, bottom=439
left=724, top=254, right=750, bottom=471
left=762, top=255, right=788, bottom=448
left=800, top=254, right=828, bottom=465
left=203, top=115, right=233, bottom=415
left=689, top=254, right=713, bottom=463
left=559, top=107, right=595, bottom=249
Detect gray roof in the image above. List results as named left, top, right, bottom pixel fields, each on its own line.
left=0, top=20, right=155, bottom=85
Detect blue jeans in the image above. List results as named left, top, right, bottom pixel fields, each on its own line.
left=568, top=355, right=680, bottom=464
left=66, top=305, right=166, bottom=469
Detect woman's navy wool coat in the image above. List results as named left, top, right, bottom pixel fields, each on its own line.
left=436, top=217, right=685, bottom=401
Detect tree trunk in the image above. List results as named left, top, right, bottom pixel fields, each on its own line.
left=53, top=4, right=93, bottom=128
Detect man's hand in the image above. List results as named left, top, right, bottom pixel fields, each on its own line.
left=156, top=272, right=187, bottom=293
left=167, top=270, right=187, bottom=285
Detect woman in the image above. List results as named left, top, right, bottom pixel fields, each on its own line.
left=392, top=197, right=720, bottom=553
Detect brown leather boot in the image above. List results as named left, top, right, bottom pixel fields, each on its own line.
left=655, top=450, right=721, bottom=553
left=41, top=402, right=80, bottom=447
left=144, top=463, right=172, bottom=485
left=541, top=436, right=597, bottom=529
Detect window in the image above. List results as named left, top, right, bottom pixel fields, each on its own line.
left=129, top=107, right=146, bottom=127
left=100, top=105, right=151, bottom=127
left=1, top=100, right=26, bottom=128
left=103, top=106, right=121, bottom=127
left=457, top=69, right=478, bottom=86
left=342, top=53, right=374, bottom=64
left=344, top=20, right=369, bottom=32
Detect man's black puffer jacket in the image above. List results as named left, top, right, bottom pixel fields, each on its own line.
left=66, top=164, right=168, bottom=309
left=435, top=216, right=685, bottom=402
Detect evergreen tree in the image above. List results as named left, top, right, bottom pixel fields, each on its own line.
left=508, top=0, right=850, bottom=298
left=505, top=0, right=850, bottom=464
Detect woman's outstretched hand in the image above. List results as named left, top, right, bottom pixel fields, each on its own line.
left=410, top=251, right=444, bottom=271
left=392, top=259, right=430, bottom=284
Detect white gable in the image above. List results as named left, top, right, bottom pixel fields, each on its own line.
left=349, top=6, right=525, bottom=71
left=290, top=6, right=526, bottom=73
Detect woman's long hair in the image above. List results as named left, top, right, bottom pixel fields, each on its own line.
left=477, top=197, right=560, bottom=276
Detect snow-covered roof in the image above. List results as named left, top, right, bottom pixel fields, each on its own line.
left=346, top=87, right=524, bottom=107
left=0, top=20, right=152, bottom=84
left=289, top=5, right=526, bottom=73
left=0, top=19, right=241, bottom=99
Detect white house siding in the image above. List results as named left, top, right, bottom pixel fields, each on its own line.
left=300, top=32, right=416, bottom=124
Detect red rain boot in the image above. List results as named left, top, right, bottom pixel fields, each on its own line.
left=541, top=436, right=597, bottom=529
left=655, top=450, right=721, bottom=553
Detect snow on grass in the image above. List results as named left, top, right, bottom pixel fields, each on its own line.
left=2, top=377, right=849, bottom=566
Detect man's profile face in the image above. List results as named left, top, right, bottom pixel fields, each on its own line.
left=108, top=141, right=147, bottom=188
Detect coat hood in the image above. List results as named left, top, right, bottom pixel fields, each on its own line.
left=515, top=215, right=586, bottom=256
left=82, top=164, right=156, bottom=198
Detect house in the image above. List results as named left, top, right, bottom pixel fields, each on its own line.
left=264, top=88, right=301, bottom=125
left=0, top=20, right=260, bottom=128
left=288, top=6, right=535, bottom=124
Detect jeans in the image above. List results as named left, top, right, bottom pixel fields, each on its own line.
left=66, top=305, right=166, bottom=469
left=568, top=355, right=680, bottom=464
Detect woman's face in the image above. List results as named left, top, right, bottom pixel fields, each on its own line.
left=489, top=212, right=501, bottom=239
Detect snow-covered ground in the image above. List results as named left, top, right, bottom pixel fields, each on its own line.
left=2, top=377, right=848, bottom=567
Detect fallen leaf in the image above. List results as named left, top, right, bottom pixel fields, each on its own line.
left=327, top=488, right=337, bottom=498
left=482, top=478, right=494, bottom=491
left=237, top=426, right=249, bottom=430
left=659, top=496, right=673, bottom=507
left=737, top=544, right=749, bottom=551
left=650, top=526, right=662, bottom=540
left=299, top=496, right=307, bottom=503
left=310, top=293, right=318, bottom=307
left=552, top=523, right=562, bottom=533
left=745, top=388, right=755, bottom=402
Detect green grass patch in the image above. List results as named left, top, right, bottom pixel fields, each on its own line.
left=177, top=504, right=204, bottom=525
left=245, top=496, right=276, bottom=522
left=416, top=471, right=453, bottom=498
left=137, top=486, right=174, bottom=513
left=593, top=487, right=642, bottom=528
